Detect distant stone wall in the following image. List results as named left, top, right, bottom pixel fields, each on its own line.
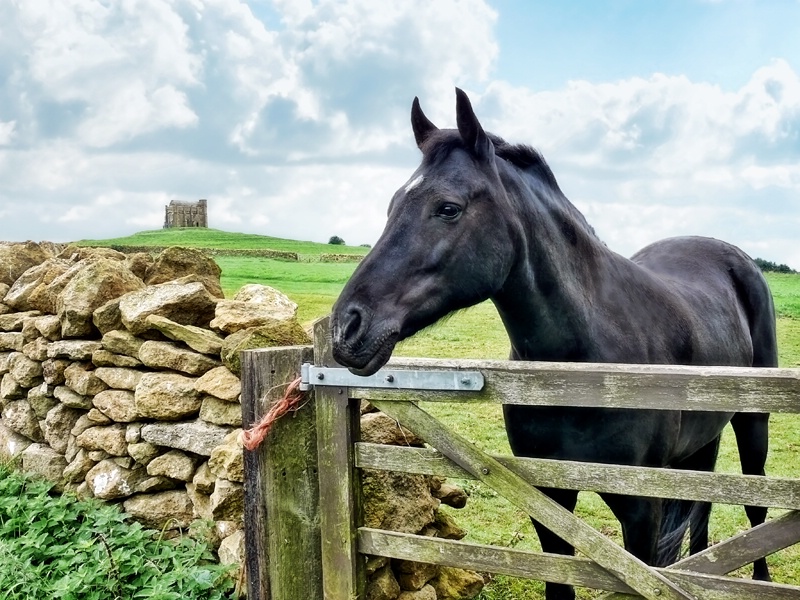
left=0, top=241, right=482, bottom=600
left=102, top=245, right=300, bottom=262
left=319, top=253, right=366, bottom=263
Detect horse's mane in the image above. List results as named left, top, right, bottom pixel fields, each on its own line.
left=420, top=130, right=598, bottom=241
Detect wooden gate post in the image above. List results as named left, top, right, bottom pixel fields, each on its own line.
left=241, top=345, right=321, bottom=600
left=314, top=316, right=366, bottom=599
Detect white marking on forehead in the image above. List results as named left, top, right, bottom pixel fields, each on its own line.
left=404, top=175, right=424, bottom=193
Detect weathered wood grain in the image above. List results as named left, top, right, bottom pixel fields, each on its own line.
left=355, top=442, right=800, bottom=509
left=371, top=399, right=695, bottom=600
left=241, top=345, right=317, bottom=600
left=359, top=529, right=800, bottom=599
left=671, top=510, right=800, bottom=576
left=351, top=357, right=800, bottom=413
left=314, top=316, right=365, bottom=600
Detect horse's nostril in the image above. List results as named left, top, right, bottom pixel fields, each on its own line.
left=343, top=307, right=364, bottom=342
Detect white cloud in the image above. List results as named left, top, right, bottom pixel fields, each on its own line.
left=0, top=121, right=14, bottom=145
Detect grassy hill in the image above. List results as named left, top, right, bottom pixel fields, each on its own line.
left=75, top=228, right=371, bottom=258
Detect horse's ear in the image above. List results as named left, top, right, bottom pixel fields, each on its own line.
left=411, top=97, right=438, bottom=149
left=455, top=87, right=493, bottom=161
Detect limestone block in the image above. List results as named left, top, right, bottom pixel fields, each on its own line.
left=0, top=422, right=32, bottom=461
left=208, top=430, right=244, bottom=482
left=140, top=419, right=230, bottom=456
left=125, top=423, right=142, bottom=443
left=5, top=259, right=70, bottom=312
left=34, top=315, right=62, bottom=340
left=218, top=530, right=245, bottom=567
left=192, top=461, right=216, bottom=495
left=144, top=247, right=224, bottom=298
left=63, top=449, right=96, bottom=483
left=93, top=389, right=139, bottom=422
left=92, top=298, right=124, bottom=334
left=398, top=585, right=437, bottom=600
left=91, top=349, right=142, bottom=368
left=0, top=310, right=42, bottom=332
left=125, top=252, right=153, bottom=280
left=76, top=424, right=128, bottom=456
left=2, top=400, right=44, bottom=441
left=0, top=351, right=9, bottom=375
left=54, top=385, right=92, bottom=409
left=146, top=449, right=197, bottom=482
left=210, top=478, right=244, bottom=522
left=42, top=358, right=69, bottom=385
left=430, top=567, right=484, bottom=600
left=144, top=314, right=224, bottom=356
left=194, top=366, right=241, bottom=401
left=395, top=560, right=439, bottom=591
left=361, top=411, right=425, bottom=447
left=93, top=367, right=142, bottom=391
left=127, top=441, right=161, bottom=466
left=101, top=330, right=144, bottom=358
left=133, top=476, right=175, bottom=494
left=0, top=241, right=53, bottom=286
left=123, top=490, right=195, bottom=529
left=7, top=352, right=43, bottom=388
left=210, top=288, right=298, bottom=334
left=57, top=257, right=145, bottom=338
left=220, top=323, right=311, bottom=375
left=27, top=384, right=59, bottom=418
left=64, top=362, right=108, bottom=396
left=87, top=408, right=112, bottom=424
left=138, top=340, right=220, bottom=376
left=200, top=396, right=242, bottom=427
left=0, top=332, right=23, bottom=352
left=71, top=413, right=96, bottom=437
left=47, top=340, right=102, bottom=361
left=366, top=565, right=401, bottom=600
left=118, top=280, right=218, bottom=335
left=22, top=337, right=49, bottom=362
left=1, top=373, right=26, bottom=401
left=362, top=470, right=439, bottom=534
left=135, top=372, right=202, bottom=420
left=85, top=459, right=146, bottom=500
left=21, top=443, right=67, bottom=490
left=43, top=403, right=84, bottom=454
left=432, top=483, right=469, bottom=509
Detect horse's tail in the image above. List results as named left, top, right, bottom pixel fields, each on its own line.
left=655, top=499, right=710, bottom=567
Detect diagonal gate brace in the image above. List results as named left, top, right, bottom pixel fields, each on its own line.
left=371, top=399, right=697, bottom=600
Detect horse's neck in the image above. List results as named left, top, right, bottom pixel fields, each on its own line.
left=493, top=184, right=657, bottom=362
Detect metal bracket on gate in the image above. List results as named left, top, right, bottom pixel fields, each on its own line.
left=299, top=362, right=484, bottom=392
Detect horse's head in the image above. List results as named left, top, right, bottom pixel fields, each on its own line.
left=331, top=89, right=521, bottom=375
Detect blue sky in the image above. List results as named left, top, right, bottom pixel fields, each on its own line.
left=0, top=0, right=798, bottom=268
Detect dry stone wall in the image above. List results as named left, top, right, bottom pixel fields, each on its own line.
left=0, top=241, right=483, bottom=600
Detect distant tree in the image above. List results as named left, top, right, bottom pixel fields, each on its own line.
left=754, top=257, right=796, bottom=274
left=359, top=243, right=372, bottom=248
left=328, top=235, right=346, bottom=245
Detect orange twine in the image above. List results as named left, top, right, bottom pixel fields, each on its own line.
left=241, top=377, right=306, bottom=451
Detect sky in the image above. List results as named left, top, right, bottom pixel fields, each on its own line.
left=0, top=0, right=799, bottom=268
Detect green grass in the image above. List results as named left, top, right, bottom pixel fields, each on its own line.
left=75, top=227, right=371, bottom=259
left=0, top=463, right=235, bottom=600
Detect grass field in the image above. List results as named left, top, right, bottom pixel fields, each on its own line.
left=85, top=229, right=800, bottom=598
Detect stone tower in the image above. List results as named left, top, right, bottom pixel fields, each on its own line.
left=164, top=199, right=208, bottom=228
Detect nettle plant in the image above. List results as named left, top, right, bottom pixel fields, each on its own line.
left=0, top=463, right=237, bottom=600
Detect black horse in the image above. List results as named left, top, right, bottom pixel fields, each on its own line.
left=331, top=89, right=777, bottom=599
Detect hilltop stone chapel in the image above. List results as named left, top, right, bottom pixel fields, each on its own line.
left=164, top=199, right=208, bottom=228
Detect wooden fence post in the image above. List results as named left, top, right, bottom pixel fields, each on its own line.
left=241, top=345, right=321, bottom=600
left=314, top=316, right=366, bottom=599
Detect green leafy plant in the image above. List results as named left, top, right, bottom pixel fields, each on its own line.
left=0, top=463, right=237, bottom=600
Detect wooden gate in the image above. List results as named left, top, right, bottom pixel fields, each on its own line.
left=242, top=318, right=800, bottom=599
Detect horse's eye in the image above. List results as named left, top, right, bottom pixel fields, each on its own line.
left=436, top=203, right=462, bottom=221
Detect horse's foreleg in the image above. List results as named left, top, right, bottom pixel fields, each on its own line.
left=731, top=411, right=771, bottom=581
left=531, top=487, right=579, bottom=600
left=600, top=493, right=662, bottom=565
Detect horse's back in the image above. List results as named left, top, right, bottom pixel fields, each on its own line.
left=631, top=236, right=778, bottom=368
